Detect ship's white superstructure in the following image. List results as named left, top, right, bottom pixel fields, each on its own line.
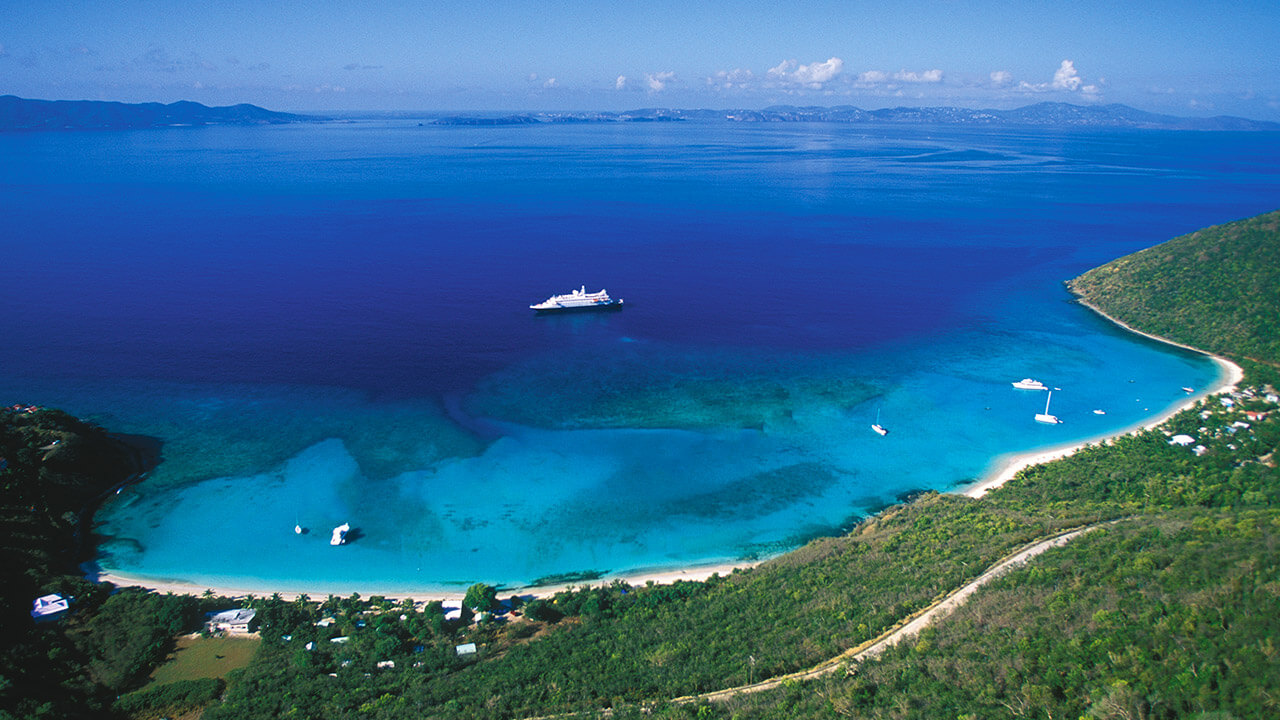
left=530, top=286, right=623, bottom=313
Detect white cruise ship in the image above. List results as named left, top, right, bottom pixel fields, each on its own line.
left=530, top=286, right=624, bottom=313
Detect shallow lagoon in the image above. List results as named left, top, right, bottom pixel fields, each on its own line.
left=1, top=121, right=1274, bottom=592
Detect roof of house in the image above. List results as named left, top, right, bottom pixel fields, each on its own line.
left=32, top=594, right=70, bottom=617
left=208, top=608, right=256, bottom=624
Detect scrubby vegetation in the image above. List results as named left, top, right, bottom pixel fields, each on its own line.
left=1069, top=209, right=1280, bottom=364
left=3, top=210, right=1278, bottom=719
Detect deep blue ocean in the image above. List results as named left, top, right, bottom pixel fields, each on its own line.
left=2, top=120, right=1277, bottom=593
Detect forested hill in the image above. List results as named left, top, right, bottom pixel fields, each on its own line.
left=0, top=95, right=312, bottom=130
left=0, top=408, right=150, bottom=609
left=1068, top=209, right=1280, bottom=364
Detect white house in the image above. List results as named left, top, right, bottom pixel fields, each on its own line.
left=455, top=643, right=477, bottom=656
left=206, top=608, right=256, bottom=634
left=31, top=594, right=70, bottom=620
left=1169, top=434, right=1196, bottom=446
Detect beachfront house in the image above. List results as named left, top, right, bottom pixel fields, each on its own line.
left=206, top=608, right=256, bottom=634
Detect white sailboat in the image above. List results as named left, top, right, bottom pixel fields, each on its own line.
left=871, top=408, right=888, bottom=436
left=1035, top=390, right=1062, bottom=424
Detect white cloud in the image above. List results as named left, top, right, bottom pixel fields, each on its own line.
left=708, top=68, right=754, bottom=89
left=990, top=70, right=1012, bottom=86
left=858, top=70, right=888, bottom=84
left=769, top=57, right=843, bottom=88
left=893, top=68, right=942, bottom=83
left=616, top=75, right=627, bottom=90
left=1052, top=60, right=1081, bottom=91
left=1016, top=60, right=1100, bottom=99
left=543, top=77, right=557, bottom=89
left=646, top=70, right=675, bottom=92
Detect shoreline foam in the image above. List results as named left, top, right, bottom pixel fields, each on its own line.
left=85, top=298, right=1243, bottom=602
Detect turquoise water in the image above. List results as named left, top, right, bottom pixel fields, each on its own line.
left=1, top=121, right=1271, bottom=593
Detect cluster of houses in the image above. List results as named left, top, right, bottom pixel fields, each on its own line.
left=5, top=403, right=43, bottom=414
left=1167, top=385, right=1278, bottom=457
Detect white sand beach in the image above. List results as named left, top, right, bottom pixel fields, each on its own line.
left=88, top=560, right=757, bottom=604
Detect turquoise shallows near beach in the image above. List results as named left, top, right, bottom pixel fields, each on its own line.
left=1, top=120, right=1275, bottom=595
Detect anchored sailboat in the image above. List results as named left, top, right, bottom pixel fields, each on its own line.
left=1035, top=390, right=1062, bottom=424
left=871, top=408, right=888, bottom=436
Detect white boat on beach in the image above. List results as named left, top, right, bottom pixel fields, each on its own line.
left=1035, top=390, right=1062, bottom=424
left=330, top=523, right=350, bottom=546
left=1012, top=378, right=1048, bottom=390
left=530, top=286, right=623, bottom=313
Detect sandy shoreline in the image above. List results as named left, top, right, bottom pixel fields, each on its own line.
left=87, top=297, right=1243, bottom=603
left=88, top=560, right=758, bottom=604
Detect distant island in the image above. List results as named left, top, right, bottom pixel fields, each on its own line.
left=4, top=94, right=1278, bottom=131
left=0, top=95, right=314, bottom=130
left=431, top=101, right=1280, bottom=131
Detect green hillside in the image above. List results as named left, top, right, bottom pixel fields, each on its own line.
left=1068, top=210, right=1280, bottom=364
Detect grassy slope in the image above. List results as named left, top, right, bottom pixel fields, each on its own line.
left=148, top=636, right=260, bottom=685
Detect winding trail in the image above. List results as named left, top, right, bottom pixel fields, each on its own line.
left=529, top=523, right=1103, bottom=718
left=670, top=524, right=1099, bottom=706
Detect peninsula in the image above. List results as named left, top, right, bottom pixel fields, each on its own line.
left=0, top=95, right=314, bottom=130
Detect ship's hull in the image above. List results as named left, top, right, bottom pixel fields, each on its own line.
left=533, top=300, right=624, bottom=314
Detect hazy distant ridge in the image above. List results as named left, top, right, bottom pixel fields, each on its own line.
left=0, top=95, right=311, bottom=129
left=5, top=95, right=1276, bottom=131
left=438, top=101, right=1279, bottom=131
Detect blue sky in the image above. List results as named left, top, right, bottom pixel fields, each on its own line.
left=3, top=0, right=1278, bottom=118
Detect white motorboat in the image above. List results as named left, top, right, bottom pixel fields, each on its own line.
left=330, top=523, right=351, bottom=546
left=1012, top=378, right=1048, bottom=390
